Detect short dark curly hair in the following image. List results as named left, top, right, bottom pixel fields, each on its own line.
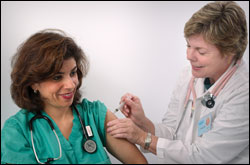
left=10, top=29, right=89, bottom=113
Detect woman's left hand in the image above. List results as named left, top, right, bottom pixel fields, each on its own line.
left=107, top=118, right=147, bottom=145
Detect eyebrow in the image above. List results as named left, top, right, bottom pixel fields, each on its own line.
left=186, top=41, right=207, bottom=50
left=57, top=66, right=77, bottom=74
left=196, top=47, right=207, bottom=50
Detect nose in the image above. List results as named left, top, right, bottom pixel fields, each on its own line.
left=186, top=47, right=197, bottom=62
left=63, top=76, right=77, bottom=90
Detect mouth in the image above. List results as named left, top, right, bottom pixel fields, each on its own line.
left=191, top=64, right=204, bottom=71
left=60, top=92, right=74, bottom=100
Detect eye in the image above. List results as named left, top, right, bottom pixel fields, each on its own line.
left=199, top=51, right=206, bottom=55
left=186, top=44, right=191, bottom=48
left=70, top=70, right=77, bottom=77
left=53, top=75, right=62, bottom=81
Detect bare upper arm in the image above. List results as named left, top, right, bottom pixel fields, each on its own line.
left=105, top=110, right=148, bottom=164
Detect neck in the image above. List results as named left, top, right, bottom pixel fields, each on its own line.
left=44, top=106, right=73, bottom=122
left=209, top=60, right=235, bottom=84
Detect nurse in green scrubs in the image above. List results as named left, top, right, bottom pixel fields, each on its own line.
left=1, top=29, right=147, bottom=164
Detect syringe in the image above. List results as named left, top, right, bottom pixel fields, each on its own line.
left=113, top=102, right=125, bottom=114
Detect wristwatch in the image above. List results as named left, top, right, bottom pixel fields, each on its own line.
left=144, top=132, right=152, bottom=150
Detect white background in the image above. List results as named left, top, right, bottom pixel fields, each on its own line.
left=1, top=1, right=249, bottom=163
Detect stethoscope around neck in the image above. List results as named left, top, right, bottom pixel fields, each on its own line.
left=185, top=60, right=241, bottom=109
left=173, top=60, right=241, bottom=140
left=29, top=104, right=96, bottom=164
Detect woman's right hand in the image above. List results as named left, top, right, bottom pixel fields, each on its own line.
left=120, top=93, right=147, bottom=128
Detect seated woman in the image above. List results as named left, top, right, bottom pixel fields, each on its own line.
left=1, top=29, right=147, bottom=164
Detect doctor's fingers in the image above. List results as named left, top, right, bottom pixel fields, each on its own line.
left=120, top=93, right=143, bottom=117
left=107, top=125, right=130, bottom=137
left=107, top=118, right=128, bottom=127
left=107, top=118, right=133, bottom=132
left=107, top=123, right=133, bottom=139
left=121, top=93, right=141, bottom=104
left=121, top=93, right=133, bottom=102
left=120, top=108, right=129, bottom=117
left=110, top=131, right=139, bottom=144
left=122, top=97, right=143, bottom=114
left=107, top=118, right=137, bottom=134
left=107, top=121, right=141, bottom=144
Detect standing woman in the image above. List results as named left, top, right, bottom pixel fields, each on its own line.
left=1, top=29, right=147, bottom=164
left=107, top=1, right=249, bottom=163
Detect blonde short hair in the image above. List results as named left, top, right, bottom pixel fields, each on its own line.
left=184, top=1, right=248, bottom=61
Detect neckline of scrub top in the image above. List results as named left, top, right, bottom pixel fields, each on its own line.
left=40, top=109, right=79, bottom=150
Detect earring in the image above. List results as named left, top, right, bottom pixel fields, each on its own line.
left=34, top=90, right=38, bottom=94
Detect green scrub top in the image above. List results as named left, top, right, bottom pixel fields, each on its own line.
left=1, top=98, right=112, bottom=164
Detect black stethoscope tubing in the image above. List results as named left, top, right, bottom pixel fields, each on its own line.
left=72, top=104, right=88, bottom=139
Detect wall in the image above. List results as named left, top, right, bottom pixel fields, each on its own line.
left=1, top=1, right=249, bottom=163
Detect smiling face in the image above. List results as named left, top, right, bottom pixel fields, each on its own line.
left=32, top=58, right=79, bottom=111
left=186, top=34, right=234, bottom=84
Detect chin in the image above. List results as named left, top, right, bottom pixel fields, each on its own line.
left=61, top=100, right=74, bottom=107
left=192, top=72, right=205, bottom=78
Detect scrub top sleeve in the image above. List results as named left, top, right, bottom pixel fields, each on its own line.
left=90, top=100, right=108, bottom=146
left=1, top=118, right=36, bottom=164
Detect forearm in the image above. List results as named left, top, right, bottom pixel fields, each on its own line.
left=137, top=117, right=155, bottom=135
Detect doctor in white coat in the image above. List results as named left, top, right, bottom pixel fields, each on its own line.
left=107, top=1, right=249, bottom=163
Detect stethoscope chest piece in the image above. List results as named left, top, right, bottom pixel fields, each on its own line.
left=72, top=104, right=97, bottom=154
left=83, top=139, right=97, bottom=153
left=201, top=92, right=215, bottom=108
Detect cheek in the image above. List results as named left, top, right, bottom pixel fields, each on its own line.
left=74, top=75, right=79, bottom=86
left=38, top=83, right=59, bottom=97
left=186, top=49, right=190, bottom=58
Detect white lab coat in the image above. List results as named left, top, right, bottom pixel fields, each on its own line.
left=154, top=60, right=249, bottom=163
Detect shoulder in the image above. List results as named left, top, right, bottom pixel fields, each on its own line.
left=80, top=98, right=107, bottom=110
left=76, top=98, right=108, bottom=122
left=1, top=110, right=37, bottom=164
left=235, top=60, right=249, bottom=83
left=1, top=109, right=34, bottom=142
left=226, top=60, right=249, bottom=94
left=216, top=61, right=249, bottom=116
left=2, top=109, right=33, bottom=131
left=78, top=98, right=107, bottom=115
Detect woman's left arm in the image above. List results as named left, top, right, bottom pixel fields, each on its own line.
left=105, top=110, right=148, bottom=164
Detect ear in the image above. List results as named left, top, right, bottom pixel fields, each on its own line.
left=31, top=83, right=39, bottom=91
left=224, top=53, right=235, bottom=64
left=227, top=54, right=235, bottom=64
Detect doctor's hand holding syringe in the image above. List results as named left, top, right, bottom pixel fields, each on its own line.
left=110, top=94, right=155, bottom=149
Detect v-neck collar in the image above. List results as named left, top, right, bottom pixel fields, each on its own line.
left=40, top=109, right=77, bottom=150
